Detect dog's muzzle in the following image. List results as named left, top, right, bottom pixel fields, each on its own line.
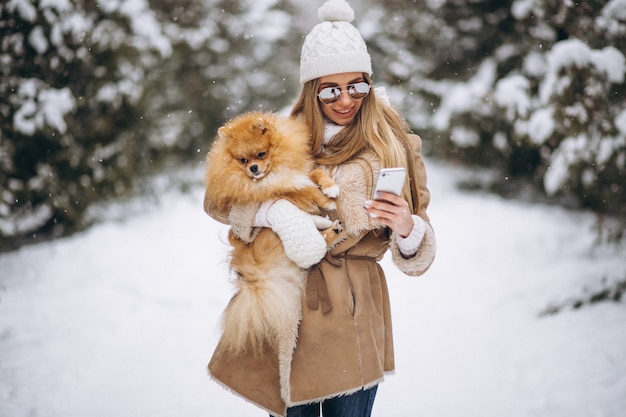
left=247, top=164, right=266, bottom=179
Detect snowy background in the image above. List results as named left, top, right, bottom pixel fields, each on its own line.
left=1, top=0, right=625, bottom=415
left=1, top=159, right=625, bottom=417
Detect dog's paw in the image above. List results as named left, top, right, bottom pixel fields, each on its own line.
left=320, top=220, right=343, bottom=245
left=311, top=215, right=333, bottom=230
left=332, top=220, right=343, bottom=234
left=322, top=184, right=340, bottom=199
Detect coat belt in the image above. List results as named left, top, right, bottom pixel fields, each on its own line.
left=306, top=253, right=377, bottom=314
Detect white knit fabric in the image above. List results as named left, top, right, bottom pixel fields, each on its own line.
left=266, top=200, right=328, bottom=269
left=300, top=0, right=372, bottom=84
left=254, top=200, right=274, bottom=228
left=255, top=200, right=334, bottom=230
left=396, top=215, right=426, bottom=257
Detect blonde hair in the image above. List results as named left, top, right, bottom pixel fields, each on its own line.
left=290, top=73, right=420, bottom=213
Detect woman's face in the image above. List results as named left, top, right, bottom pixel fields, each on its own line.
left=317, top=72, right=367, bottom=126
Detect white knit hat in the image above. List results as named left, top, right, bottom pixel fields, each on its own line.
left=300, top=0, right=372, bottom=84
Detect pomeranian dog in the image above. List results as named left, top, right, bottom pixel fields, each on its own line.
left=205, top=112, right=341, bottom=362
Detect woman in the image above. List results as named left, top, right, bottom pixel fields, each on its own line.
left=204, top=0, right=436, bottom=416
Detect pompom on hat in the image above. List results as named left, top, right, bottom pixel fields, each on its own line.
left=299, top=0, right=372, bottom=84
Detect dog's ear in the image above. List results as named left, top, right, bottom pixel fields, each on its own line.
left=253, top=117, right=268, bottom=135
left=217, top=126, right=231, bottom=141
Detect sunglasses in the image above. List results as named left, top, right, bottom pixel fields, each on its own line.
left=317, top=82, right=371, bottom=105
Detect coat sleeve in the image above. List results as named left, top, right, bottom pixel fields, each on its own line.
left=203, top=187, right=261, bottom=244
left=389, top=134, right=436, bottom=276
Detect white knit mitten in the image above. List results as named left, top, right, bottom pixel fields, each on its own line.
left=266, top=200, right=328, bottom=269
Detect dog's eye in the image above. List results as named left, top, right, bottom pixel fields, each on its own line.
left=239, top=158, right=248, bottom=164
left=257, top=152, right=266, bottom=159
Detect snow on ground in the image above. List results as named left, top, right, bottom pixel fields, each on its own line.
left=0, top=159, right=625, bottom=417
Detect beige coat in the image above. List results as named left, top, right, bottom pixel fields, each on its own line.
left=204, top=135, right=436, bottom=417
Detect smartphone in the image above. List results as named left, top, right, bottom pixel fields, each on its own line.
left=372, top=167, right=406, bottom=200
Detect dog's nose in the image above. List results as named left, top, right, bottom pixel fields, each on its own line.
left=250, top=165, right=258, bottom=174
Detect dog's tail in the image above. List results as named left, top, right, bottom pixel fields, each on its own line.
left=220, top=230, right=305, bottom=357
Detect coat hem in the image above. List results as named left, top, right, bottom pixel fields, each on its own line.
left=287, top=376, right=385, bottom=408
left=209, top=370, right=286, bottom=417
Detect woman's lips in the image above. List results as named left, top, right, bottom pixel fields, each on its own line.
left=334, top=107, right=355, bottom=118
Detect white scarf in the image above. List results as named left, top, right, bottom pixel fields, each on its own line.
left=323, top=123, right=344, bottom=145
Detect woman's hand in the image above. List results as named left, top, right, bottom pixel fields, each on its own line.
left=364, top=192, right=414, bottom=238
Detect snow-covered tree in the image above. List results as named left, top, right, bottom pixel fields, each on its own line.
left=1, top=0, right=160, bottom=249
left=142, top=0, right=301, bottom=156
left=0, top=0, right=301, bottom=251
left=362, top=0, right=626, bottom=239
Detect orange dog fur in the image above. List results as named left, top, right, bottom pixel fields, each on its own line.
left=205, top=112, right=341, bottom=361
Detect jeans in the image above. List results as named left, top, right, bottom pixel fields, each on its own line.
left=280, top=385, right=378, bottom=417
